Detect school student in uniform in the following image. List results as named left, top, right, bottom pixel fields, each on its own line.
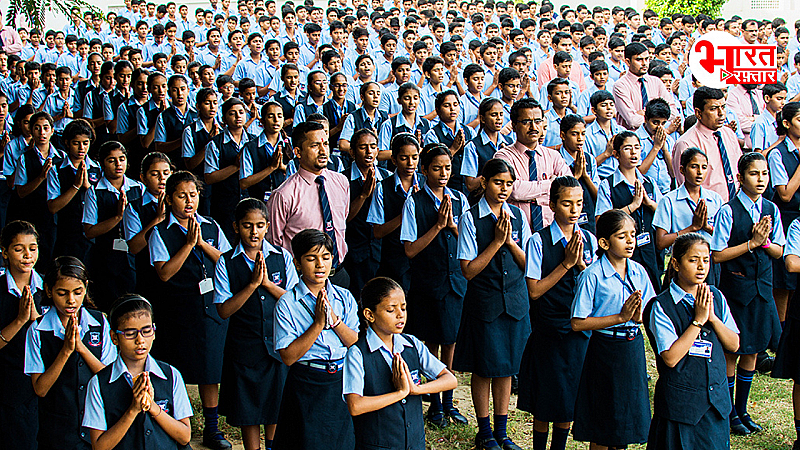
left=154, top=75, right=198, bottom=167
left=82, top=294, right=193, bottom=450
left=323, top=72, right=357, bottom=157
left=422, top=90, right=475, bottom=195
left=181, top=87, right=219, bottom=216
left=558, top=115, right=599, bottom=234
left=116, top=68, right=149, bottom=178
left=0, top=221, right=43, bottom=450
left=595, top=131, right=664, bottom=290
left=400, top=143, right=469, bottom=427
left=343, top=276, right=458, bottom=449
left=82, top=141, right=143, bottom=312
left=24, top=257, right=117, bottom=450
left=214, top=199, right=298, bottom=450
left=136, top=72, right=169, bottom=177
left=710, top=152, right=785, bottom=436
left=455, top=158, right=531, bottom=450
left=644, top=233, right=740, bottom=450
left=377, top=82, right=432, bottom=154
left=339, top=81, right=388, bottom=163
left=570, top=209, right=655, bottom=449
left=520, top=176, right=597, bottom=450
left=461, top=98, right=514, bottom=201
left=147, top=170, right=233, bottom=449
left=239, top=101, right=289, bottom=203
left=272, top=229, right=360, bottom=450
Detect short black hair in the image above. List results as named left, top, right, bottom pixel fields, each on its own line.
left=292, top=229, right=335, bottom=259
left=693, top=86, right=725, bottom=113
left=292, top=120, right=325, bottom=150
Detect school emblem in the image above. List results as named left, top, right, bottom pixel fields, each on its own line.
left=583, top=248, right=593, bottom=265
left=453, top=216, right=459, bottom=226
left=155, top=399, right=170, bottom=415
left=409, top=369, right=421, bottom=386
left=325, top=221, right=334, bottom=232
left=205, top=238, right=215, bottom=245
left=271, top=272, right=282, bottom=285
left=88, top=331, right=101, bottom=347
left=88, top=172, right=100, bottom=183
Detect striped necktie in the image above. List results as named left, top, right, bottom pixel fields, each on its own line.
left=713, top=131, right=737, bottom=200
left=315, top=175, right=339, bottom=268
left=526, top=150, right=544, bottom=231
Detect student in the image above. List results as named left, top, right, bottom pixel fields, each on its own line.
left=576, top=60, right=613, bottom=123
left=542, top=78, right=575, bottom=149
left=367, top=132, right=422, bottom=293
left=558, top=115, right=599, bottom=234
left=47, top=119, right=101, bottom=262
left=377, top=57, right=413, bottom=116
left=596, top=131, right=663, bottom=290
left=270, top=64, right=302, bottom=133
left=0, top=221, right=43, bottom=450
left=239, top=78, right=265, bottom=137
left=343, top=276, right=458, bottom=448
left=378, top=82, right=431, bottom=154
left=461, top=98, right=514, bottom=199
left=272, top=229, right=359, bottom=450
left=585, top=90, right=622, bottom=179
left=205, top=98, right=254, bottom=242
left=82, top=141, right=143, bottom=312
left=214, top=199, right=298, bottom=450
left=339, top=81, right=388, bottom=161
left=400, top=143, right=469, bottom=427
left=82, top=294, right=193, bottom=449
left=644, top=233, right=740, bottom=450
left=180, top=88, right=219, bottom=215
left=636, top=98, right=676, bottom=195
left=538, top=52, right=579, bottom=113
left=570, top=209, right=655, bottom=449
left=154, top=75, right=198, bottom=165
left=423, top=90, right=474, bottom=195
left=81, top=60, right=114, bottom=152
left=24, top=256, right=117, bottom=450
left=418, top=56, right=447, bottom=120
left=3, top=104, right=35, bottom=195
left=455, top=158, right=531, bottom=450
left=494, top=68, right=522, bottom=132
left=521, top=176, right=597, bottom=450
left=136, top=72, right=169, bottom=171
left=293, top=70, right=327, bottom=125
left=147, top=170, right=232, bottom=449
left=240, top=101, right=288, bottom=202
left=751, top=83, right=788, bottom=154
left=711, top=152, right=785, bottom=436
left=459, top=63, right=486, bottom=129
left=40, top=66, right=76, bottom=145
left=323, top=72, right=357, bottom=155
left=116, top=68, right=149, bottom=177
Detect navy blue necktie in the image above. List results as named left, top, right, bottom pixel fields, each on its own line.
left=526, top=150, right=544, bottom=231
left=747, top=89, right=760, bottom=115
left=315, top=175, right=339, bottom=268
left=639, top=78, right=648, bottom=109
left=713, top=131, right=737, bottom=200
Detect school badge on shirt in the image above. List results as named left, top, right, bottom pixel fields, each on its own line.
left=88, top=331, right=101, bottom=347
left=155, top=399, right=170, bottom=415
left=271, top=272, right=282, bottom=285
left=88, top=172, right=100, bottom=183
left=511, top=230, right=519, bottom=244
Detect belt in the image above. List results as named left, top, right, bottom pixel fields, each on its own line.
left=297, top=359, right=345, bottom=373
left=597, top=326, right=640, bottom=341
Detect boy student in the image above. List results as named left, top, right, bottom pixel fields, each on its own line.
left=576, top=60, right=612, bottom=123
left=542, top=78, right=576, bottom=150
left=271, top=64, right=302, bottom=132
left=323, top=73, right=357, bottom=154
left=786, top=53, right=800, bottom=103
left=294, top=70, right=327, bottom=125
left=239, top=101, right=288, bottom=201
left=41, top=66, right=75, bottom=140
left=346, top=54, right=375, bottom=108
left=239, top=78, right=264, bottom=136
left=154, top=75, right=198, bottom=159
left=539, top=52, right=580, bottom=113
left=378, top=56, right=412, bottom=116
left=419, top=56, right=447, bottom=120
left=375, top=33, right=398, bottom=85
left=496, top=68, right=522, bottom=131
left=636, top=98, right=676, bottom=194
left=585, top=90, right=623, bottom=180
left=751, top=83, right=788, bottom=154
left=605, top=36, right=627, bottom=82
left=459, top=63, right=486, bottom=129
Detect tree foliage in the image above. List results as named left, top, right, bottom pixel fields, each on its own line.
left=645, top=0, right=728, bottom=19
left=6, top=0, right=102, bottom=30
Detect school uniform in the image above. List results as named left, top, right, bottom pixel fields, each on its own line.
left=636, top=124, right=676, bottom=194
left=214, top=240, right=298, bottom=426
left=644, top=281, right=739, bottom=450
left=570, top=254, right=655, bottom=447
left=367, top=172, right=424, bottom=292
left=135, top=100, right=166, bottom=173
left=460, top=130, right=514, bottom=202
left=711, top=190, right=785, bottom=354
left=240, top=131, right=290, bottom=202
left=774, top=218, right=800, bottom=380
left=458, top=92, right=484, bottom=128
left=271, top=88, right=301, bottom=132
left=24, top=307, right=117, bottom=450
left=147, top=212, right=232, bottom=384
left=82, top=355, right=193, bottom=450
left=154, top=105, right=198, bottom=170
left=83, top=86, right=114, bottom=152
left=181, top=119, right=219, bottom=216
left=322, top=98, right=357, bottom=153
left=560, top=148, right=600, bottom=234
left=454, top=198, right=532, bottom=377
left=596, top=169, right=664, bottom=290
left=518, top=223, right=596, bottom=423
left=377, top=113, right=431, bottom=153
left=48, top=157, right=102, bottom=261
left=339, top=107, right=388, bottom=146
left=585, top=119, right=622, bottom=179
left=204, top=129, right=255, bottom=242
left=82, top=176, right=143, bottom=312
left=123, top=190, right=162, bottom=301
left=423, top=122, right=476, bottom=196
left=0, top=272, right=44, bottom=450
left=272, top=280, right=360, bottom=450
left=343, top=327, right=447, bottom=450
left=400, top=184, right=469, bottom=343
left=768, top=138, right=800, bottom=292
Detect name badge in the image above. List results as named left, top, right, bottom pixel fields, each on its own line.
left=577, top=212, right=589, bottom=225
left=689, top=339, right=713, bottom=358
left=113, top=239, right=129, bottom=252
left=199, top=278, right=214, bottom=295
left=636, top=232, right=651, bottom=247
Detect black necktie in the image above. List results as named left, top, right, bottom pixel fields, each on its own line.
left=747, top=89, right=760, bottom=115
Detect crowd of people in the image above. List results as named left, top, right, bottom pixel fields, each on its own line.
left=0, top=0, right=800, bottom=449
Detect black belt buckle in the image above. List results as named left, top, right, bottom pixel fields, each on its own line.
left=326, top=362, right=338, bottom=374
left=626, top=328, right=637, bottom=341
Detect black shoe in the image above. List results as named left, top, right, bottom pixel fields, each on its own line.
left=756, top=352, right=775, bottom=373
left=426, top=407, right=449, bottom=428
left=202, top=432, right=233, bottom=449
left=445, top=407, right=468, bottom=425
left=494, top=436, right=524, bottom=450
left=730, top=418, right=752, bottom=436
left=474, top=435, right=502, bottom=450
left=510, top=375, right=519, bottom=395
left=739, top=414, right=764, bottom=433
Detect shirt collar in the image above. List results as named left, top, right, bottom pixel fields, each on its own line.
left=222, top=128, right=250, bottom=145
left=350, top=163, right=383, bottom=181
left=548, top=220, right=573, bottom=245
left=393, top=171, right=420, bottom=192
left=599, top=253, right=632, bottom=279
left=736, top=190, right=762, bottom=213
left=611, top=168, right=644, bottom=187
left=142, top=190, right=159, bottom=205
left=59, top=157, right=99, bottom=170
left=36, top=306, right=101, bottom=335
left=365, top=325, right=413, bottom=354
left=231, top=239, right=283, bottom=259
left=477, top=196, right=512, bottom=219
left=6, top=271, right=43, bottom=297
left=668, top=280, right=695, bottom=305
left=397, top=112, right=421, bottom=130
left=108, top=354, right=167, bottom=383
left=479, top=129, right=499, bottom=147
left=97, top=176, right=137, bottom=193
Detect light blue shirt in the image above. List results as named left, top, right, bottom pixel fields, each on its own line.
left=367, top=172, right=421, bottom=225
left=14, top=145, right=65, bottom=187
left=423, top=121, right=475, bottom=147
left=377, top=82, right=402, bottom=116
left=458, top=92, right=483, bottom=128
left=240, top=132, right=282, bottom=179
left=47, top=157, right=101, bottom=201
left=373, top=54, right=394, bottom=84
left=3, top=136, right=27, bottom=179
left=585, top=119, right=621, bottom=179
left=525, top=221, right=598, bottom=279
left=400, top=184, right=469, bottom=242
left=181, top=119, right=219, bottom=158
left=232, top=55, right=270, bottom=82
left=204, top=128, right=251, bottom=173
left=784, top=217, right=800, bottom=257
left=83, top=88, right=115, bottom=122
left=293, top=95, right=325, bottom=126
left=41, top=90, right=75, bottom=131
left=787, top=73, right=800, bottom=100
left=122, top=190, right=158, bottom=240
left=575, top=84, right=613, bottom=117
left=767, top=137, right=798, bottom=188
left=342, top=326, right=447, bottom=398
left=652, top=185, right=723, bottom=241
left=559, top=147, right=600, bottom=187
left=213, top=240, right=298, bottom=306
left=542, top=108, right=565, bottom=149
left=418, top=83, right=442, bottom=119
left=82, top=355, right=194, bottom=431
left=538, top=79, right=579, bottom=113
left=378, top=112, right=425, bottom=151
left=596, top=169, right=663, bottom=218
left=710, top=190, right=785, bottom=251
left=148, top=212, right=232, bottom=265
left=116, top=97, right=144, bottom=135
left=571, top=253, right=656, bottom=329
left=751, top=110, right=779, bottom=152
left=460, top=130, right=511, bottom=178
left=339, top=108, right=382, bottom=143
left=82, top=176, right=144, bottom=227
left=635, top=124, right=676, bottom=194
left=154, top=106, right=196, bottom=143
left=456, top=197, right=532, bottom=260
left=273, top=280, right=360, bottom=362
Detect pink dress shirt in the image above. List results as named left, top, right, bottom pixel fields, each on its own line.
left=726, top=84, right=766, bottom=148
left=495, top=141, right=571, bottom=229
left=672, top=121, right=743, bottom=203
left=536, top=56, right=587, bottom=92
left=0, top=27, right=22, bottom=55
left=612, top=72, right=680, bottom=130
left=266, top=166, right=350, bottom=264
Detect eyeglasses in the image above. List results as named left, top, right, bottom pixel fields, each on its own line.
left=515, top=118, right=544, bottom=126
left=115, top=324, right=156, bottom=340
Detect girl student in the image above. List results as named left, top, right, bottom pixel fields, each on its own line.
left=82, top=140, right=143, bottom=312
left=520, top=176, right=597, bottom=450
left=367, top=132, right=423, bottom=293
left=460, top=97, right=514, bottom=202
left=239, top=101, right=289, bottom=203
left=652, top=147, right=723, bottom=285
left=400, top=143, right=469, bottom=428
left=570, top=209, right=655, bottom=449
left=147, top=170, right=232, bottom=450
left=181, top=87, right=219, bottom=216
left=342, top=277, right=459, bottom=449
left=3, top=104, right=34, bottom=189
left=455, top=158, right=531, bottom=450
left=422, top=89, right=474, bottom=196
left=644, top=233, right=740, bottom=450
left=82, top=294, right=193, bottom=450
left=0, top=221, right=43, bottom=450
left=595, top=131, right=664, bottom=291
left=24, top=256, right=117, bottom=450
left=213, top=198, right=298, bottom=450
left=47, top=119, right=101, bottom=262
left=272, top=229, right=360, bottom=450
left=377, top=82, right=432, bottom=157
left=710, top=152, right=785, bottom=436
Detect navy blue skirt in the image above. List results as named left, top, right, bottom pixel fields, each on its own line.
left=517, top=323, right=590, bottom=423
left=647, top=407, right=729, bottom=450
left=406, top=289, right=463, bottom=345
left=773, top=257, right=798, bottom=290
left=572, top=332, right=650, bottom=447
left=0, top=394, right=37, bottom=450
left=452, top=310, right=531, bottom=378
left=219, top=353, right=288, bottom=426
left=773, top=316, right=800, bottom=381
left=725, top=295, right=781, bottom=355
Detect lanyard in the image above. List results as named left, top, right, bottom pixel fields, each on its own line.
left=614, top=269, right=636, bottom=296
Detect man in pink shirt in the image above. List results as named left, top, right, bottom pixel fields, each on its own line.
left=495, top=98, right=571, bottom=231
left=266, top=120, right=351, bottom=286
left=0, top=12, right=22, bottom=55
left=613, top=42, right=679, bottom=130
left=537, top=31, right=587, bottom=92
left=727, top=84, right=765, bottom=149
left=672, top=86, right=743, bottom=202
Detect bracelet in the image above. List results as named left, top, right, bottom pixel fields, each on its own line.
left=72, top=184, right=81, bottom=191
left=691, top=320, right=703, bottom=329
left=560, top=261, right=570, bottom=270
left=762, top=238, right=771, bottom=249
left=331, top=317, right=342, bottom=329
left=0, top=330, right=7, bottom=343
left=747, top=240, right=753, bottom=253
